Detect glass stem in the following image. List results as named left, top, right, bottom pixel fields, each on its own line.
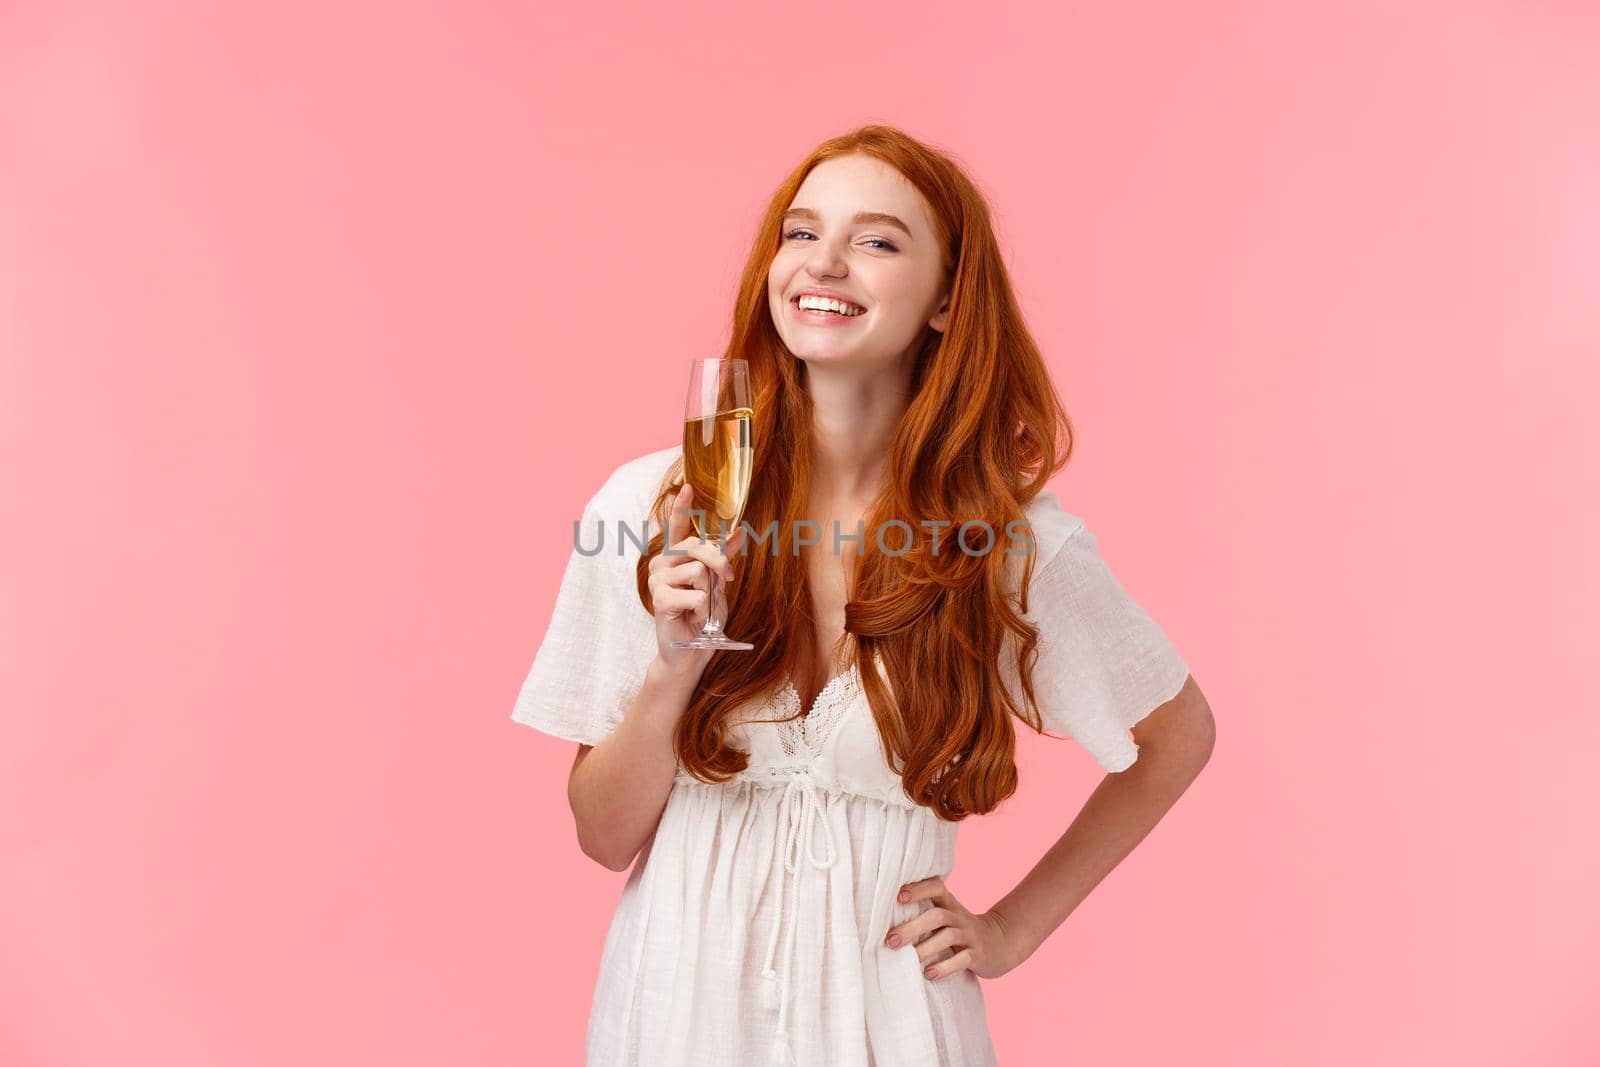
left=702, top=539, right=725, bottom=636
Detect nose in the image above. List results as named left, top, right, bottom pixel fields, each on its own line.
left=804, top=236, right=848, bottom=281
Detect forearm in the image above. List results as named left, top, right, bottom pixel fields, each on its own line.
left=988, top=742, right=1209, bottom=965
left=568, top=657, right=701, bottom=871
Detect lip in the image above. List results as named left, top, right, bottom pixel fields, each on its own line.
left=789, top=290, right=868, bottom=327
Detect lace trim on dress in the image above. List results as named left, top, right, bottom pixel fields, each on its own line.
left=772, top=669, right=859, bottom=762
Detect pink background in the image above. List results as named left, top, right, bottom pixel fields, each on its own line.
left=4, top=2, right=1597, bottom=1064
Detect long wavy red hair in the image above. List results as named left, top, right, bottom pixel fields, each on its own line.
left=634, top=124, right=1074, bottom=820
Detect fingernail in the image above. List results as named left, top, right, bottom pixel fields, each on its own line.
left=886, top=934, right=901, bottom=947
left=925, top=967, right=937, bottom=979
left=898, top=891, right=909, bottom=903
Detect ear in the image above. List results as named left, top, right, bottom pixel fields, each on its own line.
left=928, top=291, right=951, bottom=333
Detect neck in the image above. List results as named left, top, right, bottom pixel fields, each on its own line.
left=803, top=357, right=914, bottom=505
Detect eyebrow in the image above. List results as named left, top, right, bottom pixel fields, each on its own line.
left=781, top=207, right=914, bottom=240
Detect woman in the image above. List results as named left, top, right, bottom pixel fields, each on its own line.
left=513, top=124, right=1216, bottom=1066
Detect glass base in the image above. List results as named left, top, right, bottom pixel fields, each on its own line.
left=670, top=633, right=754, bottom=651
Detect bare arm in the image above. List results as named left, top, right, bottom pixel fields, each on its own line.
left=985, top=674, right=1216, bottom=966
left=564, top=485, right=743, bottom=872
left=567, top=658, right=703, bottom=871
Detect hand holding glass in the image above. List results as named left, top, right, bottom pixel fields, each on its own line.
left=671, top=358, right=754, bottom=651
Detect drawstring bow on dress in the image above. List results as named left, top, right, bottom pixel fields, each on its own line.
left=760, top=768, right=839, bottom=1066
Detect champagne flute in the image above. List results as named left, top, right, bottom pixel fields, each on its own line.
left=671, top=357, right=754, bottom=651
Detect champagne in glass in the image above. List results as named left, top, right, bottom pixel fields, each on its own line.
left=671, top=358, right=754, bottom=651
left=683, top=407, right=754, bottom=539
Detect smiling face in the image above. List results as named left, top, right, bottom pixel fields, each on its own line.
left=766, top=153, right=951, bottom=370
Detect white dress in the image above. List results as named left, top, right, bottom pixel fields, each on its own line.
left=511, top=445, right=1190, bottom=1066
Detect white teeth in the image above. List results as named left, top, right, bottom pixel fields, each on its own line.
left=797, top=295, right=863, bottom=316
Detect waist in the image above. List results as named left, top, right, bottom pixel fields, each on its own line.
left=671, top=764, right=927, bottom=812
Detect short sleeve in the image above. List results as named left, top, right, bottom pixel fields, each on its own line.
left=1010, top=492, right=1191, bottom=772
left=509, top=452, right=671, bottom=745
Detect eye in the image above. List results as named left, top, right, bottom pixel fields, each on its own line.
left=782, top=228, right=898, bottom=252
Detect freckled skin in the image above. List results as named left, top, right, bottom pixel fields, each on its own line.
left=767, top=154, right=950, bottom=373
left=765, top=153, right=954, bottom=702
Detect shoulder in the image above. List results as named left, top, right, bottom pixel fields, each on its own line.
left=586, top=444, right=682, bottom=521
left=1020, top=487, right=1088, bottom=574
